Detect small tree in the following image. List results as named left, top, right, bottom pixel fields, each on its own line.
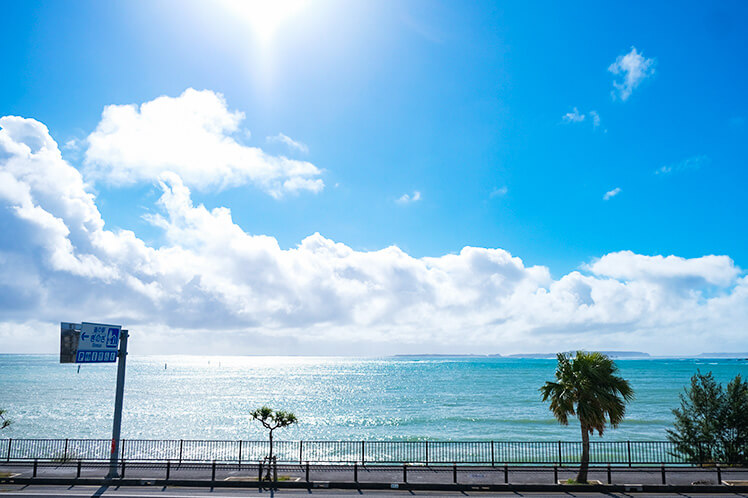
left=540, top=351, right=634, bottom=483
left=722, top=375, right=748, bottom=464
left=667, top=371, right=722, bottom=463
left=251, top=406, right=297, bottom=480
left=668, top=372, right=748, bottom=465
left=0, top=408, right=10, bottom=431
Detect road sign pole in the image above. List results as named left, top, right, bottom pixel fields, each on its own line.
left=106, top=329, right=128, bottom=479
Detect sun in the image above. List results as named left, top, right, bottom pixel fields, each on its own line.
left=221, top=0, right=309, bottom=45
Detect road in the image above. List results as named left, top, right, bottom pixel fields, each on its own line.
left=3, top=461, right=746, bottom=485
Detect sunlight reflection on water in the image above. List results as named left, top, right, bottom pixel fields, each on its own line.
left=1, top=355, right=746, bottom=441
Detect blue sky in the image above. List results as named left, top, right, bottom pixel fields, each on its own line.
left=0, top=1, right=746, bottom=355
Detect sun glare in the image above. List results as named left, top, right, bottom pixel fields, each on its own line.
left=221, top=0, right=309, bottom=45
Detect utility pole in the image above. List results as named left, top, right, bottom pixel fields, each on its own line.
left=106, top=329, right=128, bottom=479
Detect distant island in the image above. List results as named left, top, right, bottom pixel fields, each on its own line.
left=394, top=351, right=652, bottom=359
left=508, top=351, right=651, bottom=359
left=393, top=351, right=748, bottom=359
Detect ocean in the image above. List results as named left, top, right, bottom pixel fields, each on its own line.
left=1, top=355, right=746, bottom=442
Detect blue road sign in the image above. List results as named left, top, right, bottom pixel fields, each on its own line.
left=75, top=322, right=121, bottom=363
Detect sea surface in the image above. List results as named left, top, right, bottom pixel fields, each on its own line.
left=1, top=355, right=746, bottom=442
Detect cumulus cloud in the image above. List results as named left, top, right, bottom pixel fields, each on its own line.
left=608, top=47, right=655, bottom=101
left=1, top=114, right=746, bottom=355
left=603, top=187, right=621, bottom=200
left=267, top=133, right=309, bottom=154
left=396, top=191, right=421, bottom=204
left=587, top=251, right=740, bottom=288
left=656, top=155, right=710, bottom=175
left=84, top=89, right=323, bottom=197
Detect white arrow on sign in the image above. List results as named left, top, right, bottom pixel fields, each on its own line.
left=78, top=322, right=121, bottom=351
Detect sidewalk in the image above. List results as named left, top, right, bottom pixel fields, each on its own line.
left=3, top=461, right=748, bottom=489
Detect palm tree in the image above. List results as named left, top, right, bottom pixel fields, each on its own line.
left=251, top=406, right=297, bottom=480
left=540, top=351, right=634, bottom=483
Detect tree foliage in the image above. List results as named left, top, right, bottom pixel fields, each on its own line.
left=0, top=408, right=10, bottom=431
left=540, top=351, right=634, bottom=483
left=252, top=406, right=297, bottom=432
left=667, top=372, right=748, bottom=464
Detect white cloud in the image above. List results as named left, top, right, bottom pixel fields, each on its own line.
left=396, top=191, right=421, bottom=204
left=84, top=88, right=323, bottom=197
left=562, top=108, right=601, bottom=129
left=603, top=187, right=621, bottom=200
left=608, top=47, right=655, bottom=101
left=63, top=138, right=80, bottom=151
left=586, top=251, right=740, bottom=288
left=656, top=155, right=710, bottom=175
left=267, top=133, right=309, bottom=154
left=1, top=114, right=747, bottom=356
left=562, top=108, right=585, bottom=123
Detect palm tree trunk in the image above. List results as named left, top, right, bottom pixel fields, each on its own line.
left=577, top=424, right=590, bottom=483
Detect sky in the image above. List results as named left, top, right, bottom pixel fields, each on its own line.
left=0, top=0, right=746, bottom=356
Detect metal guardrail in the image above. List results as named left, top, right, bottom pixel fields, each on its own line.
left=0, top=439, right=697, bottom=465
left=1, top=460, right=744, bottom=486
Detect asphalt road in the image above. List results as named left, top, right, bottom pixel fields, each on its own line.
left=2, top=485, right=748, bottom=497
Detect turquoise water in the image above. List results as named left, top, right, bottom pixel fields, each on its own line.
left=1, top=355, right=746, bottom=441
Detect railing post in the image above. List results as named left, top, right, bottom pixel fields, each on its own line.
left=63, top=439, right=69, bottom=462
left=557, top=440, right=562, bottom=466
left=166, top=459, right=171, bottom=480
left=6, top=438, right=11, bottom=462
left=238, top=440, right=242, bottom=467
left=491, top=441, right=495, bottom=467
left=298, top=440, right=303, bottom=464
left=179, top=439, right=183, bottom=464
left=425, top=441, right=429, bottom=465
left=361, top=440, right=365, bottom=465
left=627, top=440, right=632, bottom=467
left=121, top=458, right=125, bottom=478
